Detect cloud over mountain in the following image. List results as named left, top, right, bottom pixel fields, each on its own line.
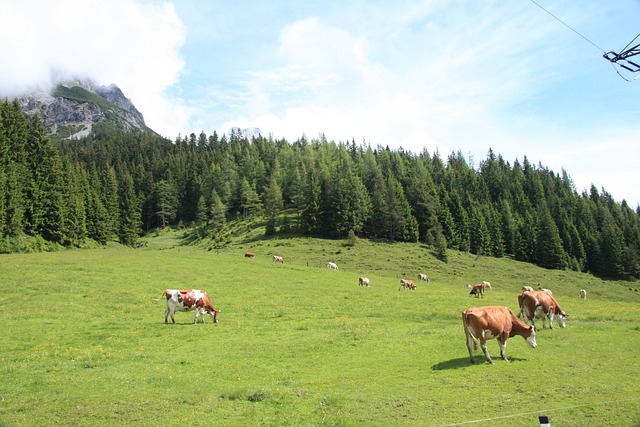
left=0, top=0, right=188, bottom=137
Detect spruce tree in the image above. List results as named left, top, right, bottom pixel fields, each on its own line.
left=117, top=170, right=141, bottom=246
left=535, top=204, right=566, bottom=269
left=264, top=175, right=283, bottom=235
left=153, top=180, right=177, bottom=228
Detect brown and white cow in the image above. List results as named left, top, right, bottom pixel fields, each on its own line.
left=273, top=255, right=284, bottom=264
left=244, top=252, right=255, bottom=258
left=359, top=277, right=370, bottom=287
left=163, top=289, right=220, bottom=324
left=468, top=284, right=485, bottom=298
left=399, top=279, right=416, bottom=291
left=580, top=289, right=587, bottom=300
left=518, top=290, right=567, bottom=329
left=418, top=273, right=430, bottom=282
left=462, top=305, right=537, bottom=364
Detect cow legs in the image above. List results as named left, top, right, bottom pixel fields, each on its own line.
left=165, top=308, right=176, bottom=324
left=480, top=341, right=494, bottom=364
left=463, top=313, right=476, bottom=364
left=464, top=332, right=477, bottom=363
left=466, top=341, right=475, bottom=363
left=498, top=338, right=508, bottom=362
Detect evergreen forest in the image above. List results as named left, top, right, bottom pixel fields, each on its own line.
left=1, top=98, right=639, bottom=279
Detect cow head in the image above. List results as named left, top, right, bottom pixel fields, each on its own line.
left=555, top=312, right=568, bottom=328
left=525, top=326, right=538, bottom=348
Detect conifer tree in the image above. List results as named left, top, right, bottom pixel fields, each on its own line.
left=3, top=162, right=24, bottom=237
left=117, top=170, right=141, bottom=246
left=535, top=204, right=566, bottom=269
left=469, top=204, right=490, bottom=255
left=196, top=195, right=208, bottom=224
left=33, top=123, right=66, bottom=243
left=599, top=219, right=625, bottom=277
left=362, top=148, right=387, bottom=238
left=101, top=167, right=120, bottom=240
left=239, top=178, right=262, bottom=218
left=83, top=167, right=110, bottom=244
left=152, top=179, right=177, bottom=228
left=209, top=190, right=227, bottom=230
left=301, top=165, right=322, bottom=235
left=60, top=162, right=87, bottom=246
left=264, top=175, right=283, bottom=235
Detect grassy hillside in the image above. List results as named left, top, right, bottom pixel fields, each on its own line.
left=1, top=230, right=639, bottom=426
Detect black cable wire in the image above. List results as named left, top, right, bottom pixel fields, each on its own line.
left=527, top=0, right=605, bottom=53
left=619, top=32, right=640, bottom=54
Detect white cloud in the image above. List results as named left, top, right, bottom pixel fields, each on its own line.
left=225, top=5, right=560, bottom=149
left=0, top=0, right=188, bottom=137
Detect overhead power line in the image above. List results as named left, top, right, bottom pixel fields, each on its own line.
left=527, top=0, right=640, bottom=80
left=527, top=0, right=605, bottom=53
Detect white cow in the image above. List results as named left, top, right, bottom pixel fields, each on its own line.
left=328, top=262, right=339, bottom=270
left=580, top=289, right=587, bottom=300
left=359, top=277, right=370, bottom=287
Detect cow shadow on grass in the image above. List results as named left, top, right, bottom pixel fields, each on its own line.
left=431, top=356, right=529, bottom=370
left=162, top=322, right=219, bottom=326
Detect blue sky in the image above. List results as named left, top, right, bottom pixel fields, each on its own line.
left=1, top=0, right=639, bottom=206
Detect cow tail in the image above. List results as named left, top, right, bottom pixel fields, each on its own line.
left=462, top=311, right=470, bottom=338
left=153, top=290, right=168, bottom=302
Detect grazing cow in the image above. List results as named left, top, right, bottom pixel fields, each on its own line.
left=327, top=262, right=339, bottom=270
left=462, top=306, right=537, bottom=364
left=418, top=273, right=430, bottom=282
left=273, top=255, right=284, bottom=264
left=359, top=277, right=370, bottom=287
left=518, top=291, right=567, bottom=329
left=244, top=252, right=255, bottom=258
left=580, top=289, right=587, bottom=300
left=399, top=279, right=416, bottom=291
left=540, top=288, right=553, bottom=295
left=468, top=284, right=485, bottom=298
left=522, top=286, right=534, bottom=292
left=163, top=289, right=220, bottom=324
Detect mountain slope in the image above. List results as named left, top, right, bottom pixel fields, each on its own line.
left=18, top=81, right=153, bottom=140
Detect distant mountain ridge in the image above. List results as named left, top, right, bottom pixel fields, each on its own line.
left=229, top=126, right=262, bottom=140
left=17, top=80, right=153, bottom=140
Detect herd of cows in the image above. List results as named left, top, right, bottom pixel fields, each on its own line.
left=463, top=284, right=587, bottom=364
left=162, top=252, right=588, bottom=365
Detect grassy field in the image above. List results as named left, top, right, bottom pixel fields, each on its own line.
left=1, top=229, right=639, bottom=426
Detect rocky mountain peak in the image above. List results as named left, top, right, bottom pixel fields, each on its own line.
left=17, top=80, right=153, bottom=140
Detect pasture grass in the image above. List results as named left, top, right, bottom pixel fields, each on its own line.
left=1, top=231, right=639, bottom=426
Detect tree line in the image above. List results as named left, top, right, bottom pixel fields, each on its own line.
left=1, top=98, right=639, bottom=278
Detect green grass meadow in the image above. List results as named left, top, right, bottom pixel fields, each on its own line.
left=1, top=231, right=639, bottom=426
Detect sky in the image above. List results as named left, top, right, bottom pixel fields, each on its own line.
left=1, top=0, right=639, bottom=207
